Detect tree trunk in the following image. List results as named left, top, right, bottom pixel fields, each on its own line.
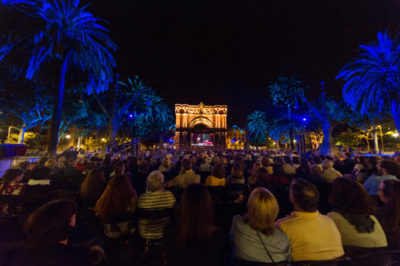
left=392, top=101, right=400, bottom=137
left=77, top=136, right=82, bottom=149
left=371, top=124, right=379, bottom=154
left=288, top=107, right=295, bottom=151
left=48, top=56, right=69, bottom=155
left=320, top=123, right=331, bottom=155
left=18, top=127, right=27, bottom=144
left=366, top=136, right=370, bottom=153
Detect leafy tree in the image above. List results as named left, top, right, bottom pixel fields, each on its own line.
left=0, top=66, right=51, bottom=143
left=247, top=110, right=268, bottom=147
left=337, top=32, right=400, bottom=136
left=269, top=75, right=306, bottom=150
left=0, top=0, right=117, bottom=154
left=302, top=86, right=351, bottom=154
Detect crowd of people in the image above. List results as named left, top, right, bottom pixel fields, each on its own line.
left=1, top=148, right=400, bottom=266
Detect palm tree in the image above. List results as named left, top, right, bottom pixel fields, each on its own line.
left=0, top=0, right=117, bottom=154
left=337, top=32, right=400, bottom=136
left=247, top=110, right=268, bottom=147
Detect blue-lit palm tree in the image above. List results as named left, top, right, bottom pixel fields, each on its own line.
left=247, top=110, right=268, bottom=147
left=337, top=32, right=400, bottom=135
left=0, top=0, right=117, bottom=154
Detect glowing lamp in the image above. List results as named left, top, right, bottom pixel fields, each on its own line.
left=65, top=135, right=71, bottom=139
left=393, top=132, right=399, bottom=138
left=303, top=117, right=307, bottom=121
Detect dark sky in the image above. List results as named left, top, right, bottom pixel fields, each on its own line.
left=91, top=0, right=400, bottom=127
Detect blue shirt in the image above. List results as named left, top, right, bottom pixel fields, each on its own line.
left=363, top=174, right=397, bottom=195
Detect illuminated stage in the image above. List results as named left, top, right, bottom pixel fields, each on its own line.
left=174, top=102, right=227, bottom=150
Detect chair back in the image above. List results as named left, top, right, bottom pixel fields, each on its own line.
left=291, top=256, right=352, bottom=266
left=207, top=186, right=225, bottom=205
left=350, top=247, right=400, bottom=266
left=234, top=258, right=289, bottom=266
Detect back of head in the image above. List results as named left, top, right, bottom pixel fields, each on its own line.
left=329, top=177, right=374, bottom=214
left=381, top=160, right=400, bottom=176
left=38, top=157, right=48, bottom=167
left=182, top=158, right=192, bottom=171
left=94, top=175, right=136, bottom=221
left=212, top=164, right=226, bottom=178
left=255, top=167, right=271, bottom=189
left=231, top=163, right=243, bottom=178
left=261, top=156, right=270, bottom=167
left=290, top=178, right=319, bottom=212
left=81, top=168, right=105, bottom=198
left=179, top=183, right=214, bottom=243
left=146, top=170, right=164, bottom=192
left=112, top=161, right=125, bottom=175
left=345, top=152, right=352, bottom=159
left=1, top=168, right=24, bottom=184
left=284, top=156, right=292, bottom=164
left=24, top=200, right=77, bottom=249
left=322, top=159, right=334, bottom=169
left=246, top=187, right=279, bottom=236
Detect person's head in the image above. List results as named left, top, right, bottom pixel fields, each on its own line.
left=231, top=163, right=243, bottom=178
left=38, top=157, right=48, bottom=167
left=45, top=158, right=58, bottom=169
left=146, top=170, right=165, bottom=192
left=81, top=168, right=106, bottom=199
left=1, top=168, right=24, bottom=184
left=94, top=175, right=137, bottom=221
left=378, top=160, right=400, bottom=176
left=312, top=155, right=322, bottom=165
left=261, top=156, right=271, bottom=167
left=246, top=188, right=279, bottom=236
left=138, top=159, right=150, bottom=173
left=322, top=159, right=334, bottom=169
left=345, top=152, right=352, bottom=159
left=310, top=165, right=323, bottom=176
left=254, top=167, right=271, bottom=188
left=284, top=156, right=292, bottom=164
left=290, top=178, right=319, bottom=212
left=112, top=161, right=125, bottom=175
left=57, top=156, right=67, bottom=169
left=182, top=158, right=192, bottom=171
left=212, top=164, right=226, bottom=178
left=179, top=183, right=215, bottom=243
left=162, top=157, right=170, bottom=167
left=329, top=177, right=375, bottom=214
left=379, top=179, right=400, bottom=205
left=24, top=200, right=77, bottom=249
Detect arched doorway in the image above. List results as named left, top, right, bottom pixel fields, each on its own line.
left=190, top=124, right=215, bottom=147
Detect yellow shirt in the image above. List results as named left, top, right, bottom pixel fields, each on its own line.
left=277, top=211, right=344, bottom=261
left=205, top=175, right=226, bottom=186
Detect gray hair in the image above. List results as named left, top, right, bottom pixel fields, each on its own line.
left=146, top=170, right=165, bottom=192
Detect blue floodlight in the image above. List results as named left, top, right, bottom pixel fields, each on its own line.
left=129, top=114, right=133, bottom=118
left=302, top=117, right=307, bottom=122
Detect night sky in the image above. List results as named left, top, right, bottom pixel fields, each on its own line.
left=90, top=0, right=400, bottom=127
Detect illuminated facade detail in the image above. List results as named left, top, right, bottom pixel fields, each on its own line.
left=174, top=102, right=228, bottom=150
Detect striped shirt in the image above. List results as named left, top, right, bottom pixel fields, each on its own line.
left=137, top=190, right=176, bottom=239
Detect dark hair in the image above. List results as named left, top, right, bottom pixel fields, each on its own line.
left=212, top=164, right=226, bottom=178
left=254, top=167, right=271, bottom=189
left=261, top=157, right=271, bottom=167
left=345, top=152, right=352, bottom=158
left=329, top=177, right=375, bottom=214
left=38, top=157, right=48, bottom=166
left=380, top=179, right=400, bottom=244
left=178, top=184, right=216, bottom=244
left=284, top=156, right=292, bottom=164
left=380, top=160, right=400, bottom=176
left=81, top=168, right=106, bottom=206
left=312, top=156, right=322, bottom=164
left=230, top=163, right=244, bottom=179
left=94, top=175, right=137, bottom=221
left=112, top=161, right=125, bottom=175
left=182, top=158, right=192, bottom=171
left=24, top=200, right=77, bottom=249
left=290, top=178, right=319, bottom=212
left=1, top=169, right=24, bottom=193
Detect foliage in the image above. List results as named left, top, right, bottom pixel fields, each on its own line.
left=337, top=32, right=400, bottom=133
left=269, top=75, right=306, bottom=109
left=247, top=110, right=268, bottom=146
left=333, top=127, right=362, bottom=150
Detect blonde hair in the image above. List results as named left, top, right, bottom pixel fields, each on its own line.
left=146, top=170, right=165, bottom=192
left=246, top=187, right=279, bottom=236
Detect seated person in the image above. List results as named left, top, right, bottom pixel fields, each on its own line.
left=364, top=159, right=399, bottom=195
left=327, top=178, right=387, bottom=252
left=163, top=183, right=224, bottom=266
left=165, top=159, right=200, bottom=189
left=377, top=179, right=400, bottom=247
left=205, top=164, right=226, bottom=187
left=80, top=168, right=106, bottom=209
left=231, top=187, right=290, bottom=263
left=320, top=159, right=342, bottom=183
left=0, top=169, right=26, bottom=215
left=276, top=178, right=344, bottom=262
left=94, top=175, right=137, bottom=240
left=9, top=200, right=92, bottom=266
left=137, top=170, right=176, bottom=240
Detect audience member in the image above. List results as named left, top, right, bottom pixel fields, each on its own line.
left=231, top=187, right=290, bottom=263
left=363, top=160, right=399, bottom=195
left=276, top=179, right=344, bottom=261
left=327, top=178, right=387, bottom=252
left=320, top=159, right=342, bottom=183
left=205, top=164, right=226, bottom=187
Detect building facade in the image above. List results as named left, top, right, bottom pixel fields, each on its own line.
left=174, top=102, right=227, bottom=150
